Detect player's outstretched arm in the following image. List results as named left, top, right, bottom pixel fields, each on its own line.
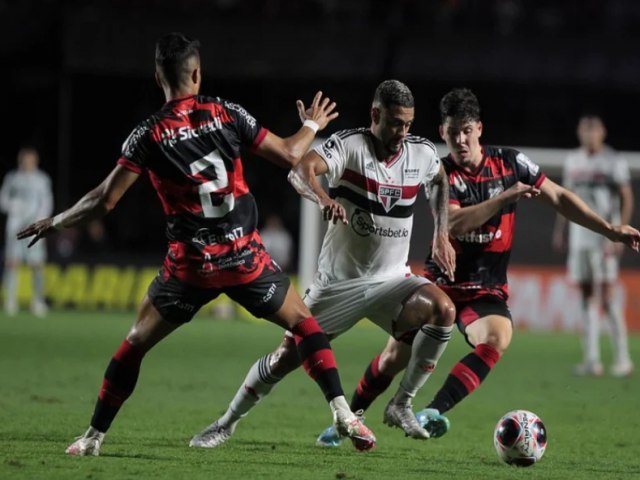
left=288, top=151, right=347, bottom=224
left=539, top=178, right=640, bottom=251
left=449, top=181, right=538, bottom=236
left=16, top=165, right=139, bottom=247
left=254, top=91, right=338, bottom=168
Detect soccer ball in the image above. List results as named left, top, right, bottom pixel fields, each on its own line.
left=493, top=409, right=547, bottom=467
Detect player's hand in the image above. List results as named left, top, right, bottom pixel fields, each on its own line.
left=319, top=198, right=348, bottom=225
left=505, top=182, right=540, bottom=203
left=16, top=217, right=55, bottom=247
left=609, top=224, right=640, bottom=252
left=432, top=232, right=456, bottom=282
left=296, top=91, right=339, bottom=131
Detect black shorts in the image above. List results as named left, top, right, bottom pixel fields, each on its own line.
left=148, top=262, right=290, bottom=324
left=455, top=295, right=512, bottom=346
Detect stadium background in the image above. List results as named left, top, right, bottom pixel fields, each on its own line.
left=2, top=0, right=640, bottom=330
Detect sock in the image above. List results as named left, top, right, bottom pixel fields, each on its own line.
left=581, top=298, right=601, bottom=365
left=394, top=324, right=453, bottom=402
left=31, top=267, right=45, bottom=304
left=219, top=351, right=287, bottom=427
left=90, top=339, right=145, bottom=432
left=291, top=317, right=343, bottom=402
left=349, top=354, right=394, bottom=413
left=604, top=299, right=631, bottom=365
left=428, top=343, right=500, bottom=414
left=4, top=267, right=17, bottom=309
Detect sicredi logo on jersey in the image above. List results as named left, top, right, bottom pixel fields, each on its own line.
left=160, top=119, right=224, bottom=148
left=351, top=209, right=409, bottom=238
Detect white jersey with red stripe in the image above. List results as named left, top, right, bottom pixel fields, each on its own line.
left=562, top=146, right=630, bottom=251
left=313, top=128, right=440, bottom=284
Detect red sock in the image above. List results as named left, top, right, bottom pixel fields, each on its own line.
left=428, top=343, right=500, bottom=414
left=291, top=317, right=343, bottom=401
left=350, top=354, right=394, bottom=412
left=91, top=339, right=145, bottom=432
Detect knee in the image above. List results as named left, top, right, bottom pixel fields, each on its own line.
left=481, top=331, right=511, bottom=355
left=431, top=296, right=456, bottom=327
left=269, top=340, right=301, bottom=377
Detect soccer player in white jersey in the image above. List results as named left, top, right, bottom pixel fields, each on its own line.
left=553, top=115, right=635, bottom=377
left=190, top=80, right=457, bottom=448
left=0, top=147, right=53, bottom=316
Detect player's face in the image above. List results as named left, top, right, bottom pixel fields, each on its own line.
left=18, top=150, right=39, bottom=171
left=440, top=117, right=483, bottom=168
left=577, top=117, right=606, bottom=153
left=372, top=105, right=414, bottom=155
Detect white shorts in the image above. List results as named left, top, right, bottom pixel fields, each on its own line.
left=568, top=248, right=618, bottom=284
left=4, top=234, right=46, bottom=265
left=301, top=274, right=430, bottom=338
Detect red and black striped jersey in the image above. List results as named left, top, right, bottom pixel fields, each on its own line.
left=117, top=95, right=272, bottom=288
left=425, top=146, right=546, bottom=302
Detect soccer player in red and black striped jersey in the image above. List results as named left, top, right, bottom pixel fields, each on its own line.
left=17, top=32, right=375, bottom=455
left=312, top=88, right=640, bottom=446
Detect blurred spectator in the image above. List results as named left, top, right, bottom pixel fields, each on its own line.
left=0, top=147, right=53, bottom=317
left=552, top=115, right=634, bottom=377
left=260, top=213, right=294, bottom=272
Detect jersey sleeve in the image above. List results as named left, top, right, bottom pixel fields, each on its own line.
left=223, top=101, right=268, bottom=150
left=117, top=122, right=153, bottom=174
left=613, top=154, right=631, bottom=185
left=420, top=144, right=441, bottom=200
left=313, top=133, right=348, bottom=186
left=513, top=149, right=546, bottom=188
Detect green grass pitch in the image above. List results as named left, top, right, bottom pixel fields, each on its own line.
left=1, top=310, right=639, bottom=480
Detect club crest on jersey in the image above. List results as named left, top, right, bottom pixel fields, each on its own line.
left=453, top=174, right=467, bottom=192
left=378, top=184, right=402, bottom=212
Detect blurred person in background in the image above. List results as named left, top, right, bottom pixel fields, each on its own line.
left=553, top=114, right=635, bottom=377
left=0, top=147, right=53, bottom=317
left=259, top=213, right=293, bottom=272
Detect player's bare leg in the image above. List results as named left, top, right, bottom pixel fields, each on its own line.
left=383, top=284, right=454, bottom=439
left=66, top=296, right=181, bottom=456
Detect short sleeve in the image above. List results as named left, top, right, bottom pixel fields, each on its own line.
left=613, top=155, right=631, bottom=185
left=313, top=133, right=348, bottom=186
left=513, top=150, right=546, bottom=188
left=422, top=144, right=441, bottom=185
left=117, top=122, right=152, bottom=174
left=223, top=101, right=266, bottom=149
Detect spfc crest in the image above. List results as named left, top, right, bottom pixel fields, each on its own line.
left=378, top=184, right=402, bottom=212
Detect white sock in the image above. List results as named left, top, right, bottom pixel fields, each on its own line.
left=219, top=353, right=282, bottom=427
left=604, top=300, right=631, bottom=365
left=4, top=267, right=17, bottom=309
left=395, top=324, right=453, bottom=402
left=581, top=299, right=601, bottom=365
left=32, top=267, right=45, bottom=304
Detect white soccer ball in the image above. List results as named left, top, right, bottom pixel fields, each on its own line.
left=493, top=409, right=547, bottom=467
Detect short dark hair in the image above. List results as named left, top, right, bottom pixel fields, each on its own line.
left=373, top=80, right=414, bottom=109
left=155, top=32, right=200, bottom=88
left=439, top=88, right=481, bottom=123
